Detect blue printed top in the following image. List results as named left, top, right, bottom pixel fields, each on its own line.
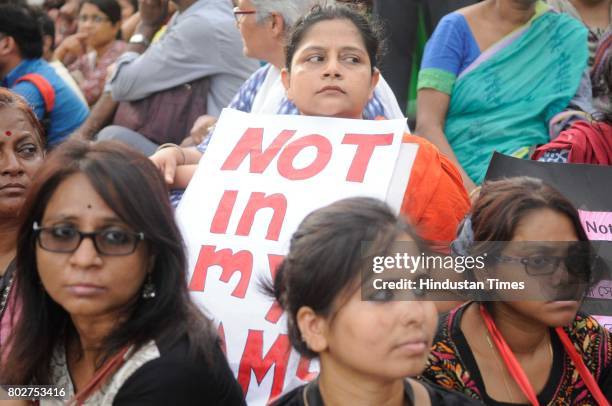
left=418, top=13, right=482, bottom=95
left=2, top=58, right=89, bottom=147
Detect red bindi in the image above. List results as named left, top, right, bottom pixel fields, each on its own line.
left=4, top=131, right=11, bottom=136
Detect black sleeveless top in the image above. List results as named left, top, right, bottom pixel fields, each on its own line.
left=271, top=377, right=481, bottom=405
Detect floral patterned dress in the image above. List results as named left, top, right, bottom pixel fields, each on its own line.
left=423, top=303, right=612, bottom=405
left=68, top=40, right=127, bottom=105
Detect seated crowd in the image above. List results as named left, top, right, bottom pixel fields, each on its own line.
left=0, top=0, right=611, bottom=405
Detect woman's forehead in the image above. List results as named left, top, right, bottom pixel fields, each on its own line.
left=0, top=108, right=41, bottom=145
left=296, top=19, right=366, bottom=51
left=0, top=108, right=33, bottom=132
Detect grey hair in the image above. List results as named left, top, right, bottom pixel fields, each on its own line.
left=252, top=0, right=335, bottom=29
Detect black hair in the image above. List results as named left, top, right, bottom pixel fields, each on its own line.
left=266, top=197, right=424, bottom=358
left=42, top=0, right=65, bottom=11
left=2, top=140, right=217, bottom=385
left=464, top=177, right=605, bottom=286
left=81, top=0, right=122, bottom=25
left=33, top=6, right=56, bottom=50
left=0, top=4, right=43, bottom=59
left=126, top=0, right=138, bottom=13
left=285, top=4, right=384, bottom=73
left=591, top=33, right=612, bottom=124
left=594, top=54, right=612, bottom=124
left=0, top=0, right=26, bottom=5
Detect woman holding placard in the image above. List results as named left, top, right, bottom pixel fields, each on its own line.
left=151, top=3, right=470, bottom=244
left=424, top=177, right=612, bottom=405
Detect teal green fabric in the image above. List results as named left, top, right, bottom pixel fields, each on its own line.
left=418, top=68, right=457, bottom=95
left=445, top=11, right=588, bottom=184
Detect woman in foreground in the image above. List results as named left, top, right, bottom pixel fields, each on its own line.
left=269, top=197, right=480, bottom=405
left=152, top=3, right=470, bottom=244
left=0, top=141, right=244, bottom=405
left=425, top=177, right=611, bottom=405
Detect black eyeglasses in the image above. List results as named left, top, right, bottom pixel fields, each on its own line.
left=496, top=254, right=594, bottom=278
left=233, top=6, right=256, bottom=22
left=78, top=14, right=110, bottom=24
left=33, top=222, right=144, bottom=256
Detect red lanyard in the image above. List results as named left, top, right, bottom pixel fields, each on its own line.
left=69, top=345, right=131, bottom=405
left=479, top=305, right=610, bottom=406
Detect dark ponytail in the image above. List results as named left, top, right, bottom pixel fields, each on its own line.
left=263, top=197, right=424, bottom=358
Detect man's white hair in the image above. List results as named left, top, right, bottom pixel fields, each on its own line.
left=252, top=0, right=335, bottom=29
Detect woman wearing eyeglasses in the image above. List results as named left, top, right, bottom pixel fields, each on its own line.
left=423, top=177, right=612, bottom=405
left=0, top=140, right=245, bottom=405
left=0, top=89, right=45, bottom=357
left=54, top=0, right=127, bottom=105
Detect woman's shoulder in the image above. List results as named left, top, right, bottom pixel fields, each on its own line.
left=419, top=378, right=482, bottom=405
left=401, top=133, right=450, bottom=172
left=112, top=337, right=245, bottom=405
left=436, top=12, right=470, bottom=30
left=421, top=305, right=486, bottom=401
left=429, top=306, right=465, bottom=357
left=400, top=134, right=470, bottom=242
left=427, top=12, right=473, bottom=48
left=269, top=384, right=306, bottom=406
left=566, top=313, right=611, bottom=357
left=454, top=2, right=485, bottom=17
left=568, top=313, right=611, bottom=339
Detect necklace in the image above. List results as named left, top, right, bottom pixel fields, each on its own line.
left=485, top=332, right=516, bottom=403
left=484, top=330, right=553, bottom=404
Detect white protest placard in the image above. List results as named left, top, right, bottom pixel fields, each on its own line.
left=175, top=109, right=414, bottom=405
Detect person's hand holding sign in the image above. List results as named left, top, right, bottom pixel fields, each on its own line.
left=151, top=144, right=184, bottom=185
left=181, top=115, right=217, bottom=147
left=150, top=145, right=201, bottom=187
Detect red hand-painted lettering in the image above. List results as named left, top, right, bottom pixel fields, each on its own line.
left=221, top=128, right=295, bottom=173
left=342, top=133, right=394, bottom=182
left=238, top=330, right=291, bottom=402
left=189, top=245, right=253, bottom=298
left=276, top=134, right=332, bottom=180
left=236, top=192, right=287, bottom=241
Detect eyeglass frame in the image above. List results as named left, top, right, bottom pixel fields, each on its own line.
left=32, top=221, right=145, bottom=256
left=232, top=6, right=256, bottom=22
left=77, top=14, right=111, bottom=24
left=495, top=253, right=594, bottom=277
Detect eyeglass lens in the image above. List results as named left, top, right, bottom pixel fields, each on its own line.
left=38, top=226, right=141, bottom=255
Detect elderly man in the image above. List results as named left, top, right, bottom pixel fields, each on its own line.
left=155, top=0, right=404, bottom=167
left=76, top=0, right=259, bottom=155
